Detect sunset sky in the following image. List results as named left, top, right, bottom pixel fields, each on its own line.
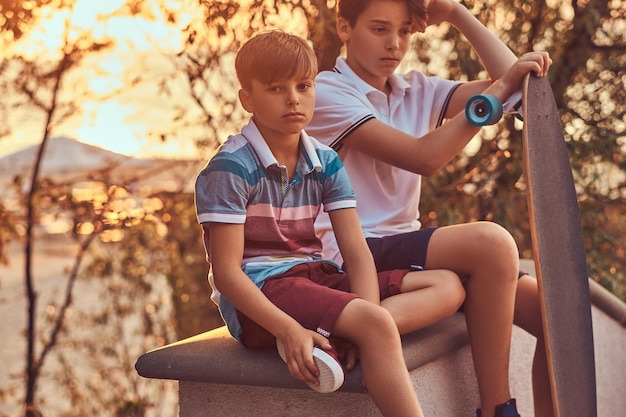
left=0, top=0, right=317, bottom=161
left=1, top=0, right=204, bottom=159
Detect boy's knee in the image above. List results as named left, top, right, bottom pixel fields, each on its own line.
left=344, top=297, right=393, bottom=319
left=350, top=300, right=398, bottom=337
left=476, top=221, right=514, bottom=242
left=475, top=222, right=518, bottom=260
left=440, top=271, right=466, bottom=309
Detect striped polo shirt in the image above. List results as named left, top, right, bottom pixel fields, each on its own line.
left=196, top=120, right=356, bottom=338
left=196, top=118, right=356, bottom=268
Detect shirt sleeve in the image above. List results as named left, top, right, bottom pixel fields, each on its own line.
left=316, top=146, right=357, bottom=212
left=195, top=154, right=250, bottom=225
left=411, top=73, right=461, bottom=130
left=308, top=71, right=376, bottom=151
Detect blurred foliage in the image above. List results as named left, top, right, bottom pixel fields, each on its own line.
left=0, top=0, right=63, bottom=41
left=152, top=192, right=223, bottom=338
left=0, top=1, right=219, bottom=415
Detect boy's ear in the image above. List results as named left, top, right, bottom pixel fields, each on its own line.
left=336, top=16, right=351, bottom=43
left=238, top=88, right=253, bottom=113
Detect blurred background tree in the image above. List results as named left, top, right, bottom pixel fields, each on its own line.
left=0, top=0, right=624, bottom=416
left=0, top=1, right=210, bottom=416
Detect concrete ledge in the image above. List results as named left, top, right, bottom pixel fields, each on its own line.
left=136, top=260, right=626, bottom=416
left=175, top=343, right=483, bottom=417
left=520, top=258, right=626, bottom=328
left=589, top=279, right=626, bottom=327
left=135, top=312, right=469, bottom=393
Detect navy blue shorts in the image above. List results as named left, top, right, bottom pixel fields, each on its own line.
left=366, top=227, right=525, bottom=278
left=366, top=228, right=437, bottom=272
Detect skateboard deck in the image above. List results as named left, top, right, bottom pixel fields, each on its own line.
left=521, top=74, right=597, bottom=417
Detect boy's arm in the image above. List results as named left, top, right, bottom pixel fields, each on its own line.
left=424, top=0, right=550, bottom=117
left=328, top=208, right=380, bottom=304
left=206, top=222, right=332, bottom=385
left=428, top=0, right=517, bottom=81
left=342, top=54, right=550, bottom=176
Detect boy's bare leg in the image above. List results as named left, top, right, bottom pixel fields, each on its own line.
left=515, top=274, right=554, bottom=417
left=334, top=298, right=424, bottom=417
left=382, top=269, right=465, bottom=334
left=424, top=221, right=519, bottom=417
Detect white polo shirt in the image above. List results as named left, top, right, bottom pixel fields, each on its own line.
left=307, top=57, right=459, bottom=264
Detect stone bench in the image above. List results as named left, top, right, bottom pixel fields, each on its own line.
left=134, top=260, right=626, bottom=416
left=135, top=312, right=470, bottom=393
left=135, top=312, right=491, bottom=416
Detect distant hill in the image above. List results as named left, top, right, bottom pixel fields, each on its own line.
left=0, top=137, right=201, bottom=194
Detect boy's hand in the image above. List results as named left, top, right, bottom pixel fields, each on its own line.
left=501, top=51, right=552, bottom=87
left=278, top=328, right=333, bottom=387
left=414, top=0, right=457, bottom=31
left=481, top=51, right=552, bottom=101
left=519, top=51, right=552, bottom=78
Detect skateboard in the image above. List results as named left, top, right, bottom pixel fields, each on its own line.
left=521, top=74, right=597, bottom=417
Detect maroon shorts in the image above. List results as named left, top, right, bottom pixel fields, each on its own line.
left=238, top=261, right=409, bottom=349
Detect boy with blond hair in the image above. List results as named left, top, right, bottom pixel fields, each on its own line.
left=195, top=29, right=466, bottom=416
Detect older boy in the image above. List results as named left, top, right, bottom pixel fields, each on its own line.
left=195, top=30, right=465, bottom=416
left=306, top=1, right=554, bottom=417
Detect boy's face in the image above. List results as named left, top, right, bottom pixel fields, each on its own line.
left=338, top=0, right=413, bottom=90
left=239, top=76, right=316, bottom=140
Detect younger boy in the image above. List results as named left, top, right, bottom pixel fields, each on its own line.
left=195, top=30, right=465, bottom=416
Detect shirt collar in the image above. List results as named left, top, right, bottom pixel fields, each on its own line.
left=241, top=119, right=322, bottom=173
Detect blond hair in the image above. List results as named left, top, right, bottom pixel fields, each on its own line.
left=235, top=30, right=318, bottom=91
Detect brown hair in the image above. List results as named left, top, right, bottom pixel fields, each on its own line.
left=337, top=0, right=427, bottom=28
left=235, top=30, right=318, bottom=91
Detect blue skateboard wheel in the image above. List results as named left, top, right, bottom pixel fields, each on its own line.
left=465, top=94, right=503, bottom=126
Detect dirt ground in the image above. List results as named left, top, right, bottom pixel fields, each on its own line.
left=0, top=236, right=177, bottom=416
left=0, top=237, right=77, bottom=415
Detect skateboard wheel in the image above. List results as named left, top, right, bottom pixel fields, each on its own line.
left=465, top=94, right=503, bottom=126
